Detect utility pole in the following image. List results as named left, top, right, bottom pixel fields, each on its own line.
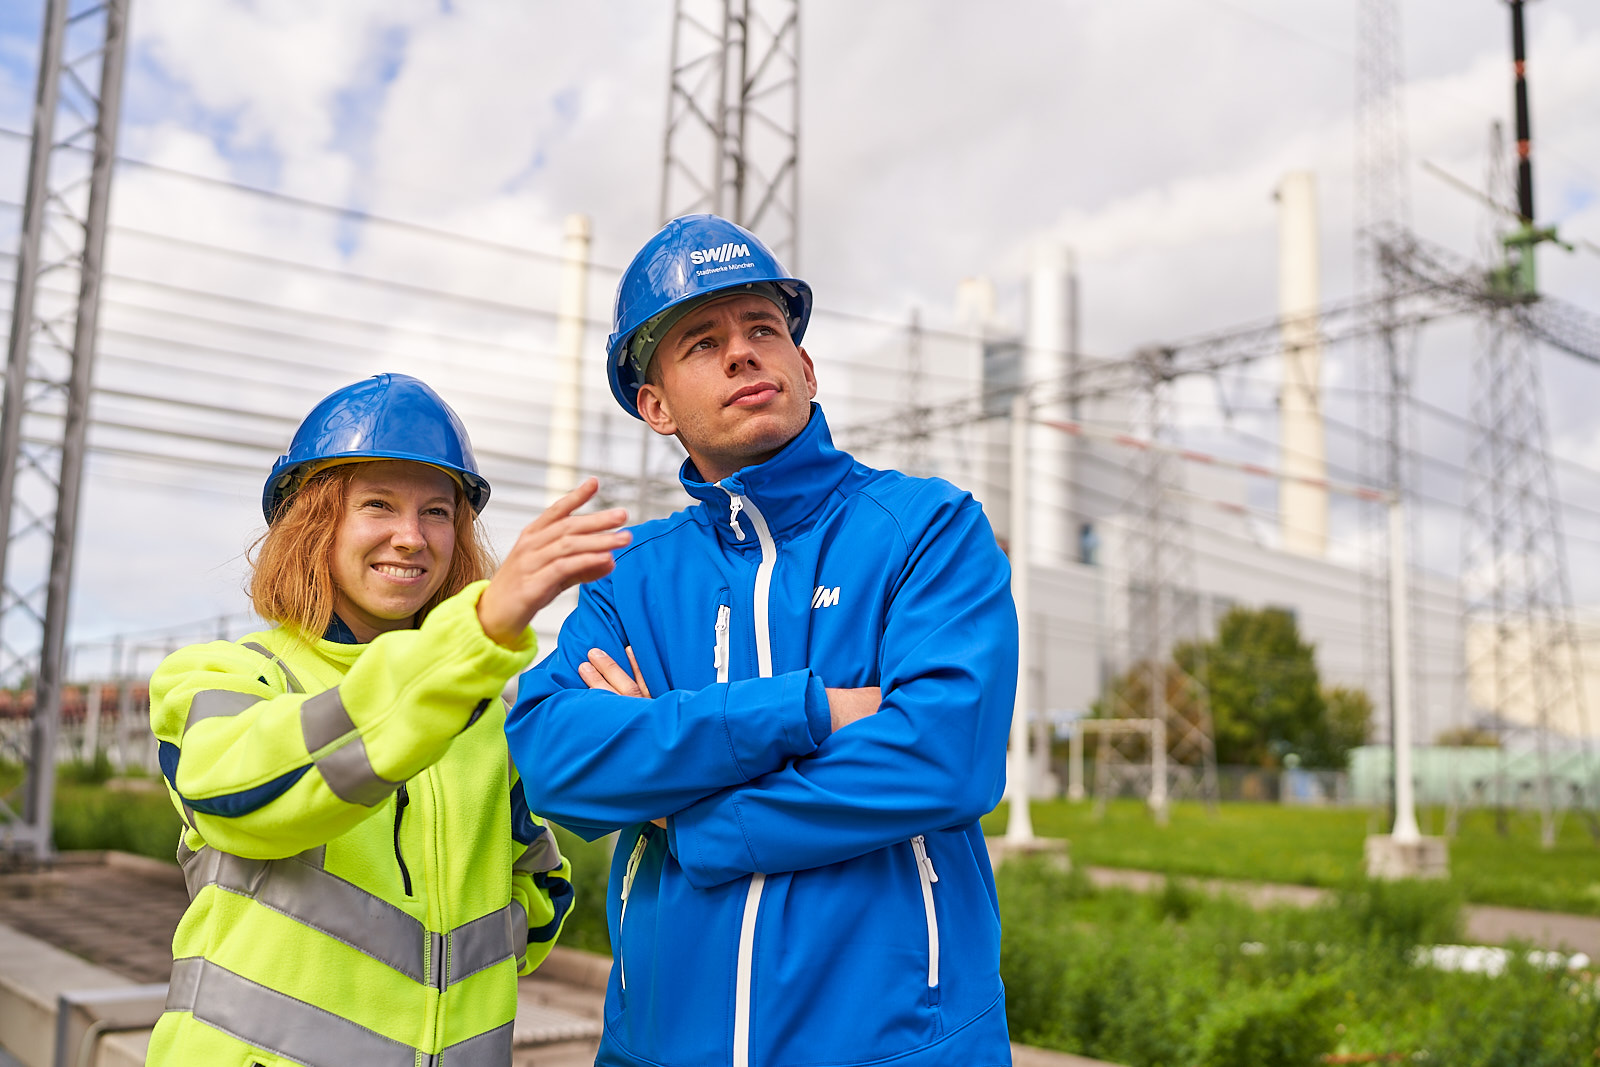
left=0, top=0, right=131, bottom=862
left=1006, top=393, right=1034, bottom=843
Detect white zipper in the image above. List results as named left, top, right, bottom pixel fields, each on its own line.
left=723, top=488, right=776, bottom=1067
left=732, top=872, right=765, bottom=1067
left=910, top=836, right=941, bottom=989
left=714, top=604, right=730, bottom=683
left=739, top=494, right=776, bottom=678
left=618, top=831, right=649, bottom=990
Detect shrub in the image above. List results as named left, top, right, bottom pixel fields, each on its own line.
left=1191, top=971, right=1339, bottom=1067
left=52, top=783, right=183, bottom=860
left=1419, top=947, right=1600, bottom=1067
left=1333, top=876, right=1464, bottom=953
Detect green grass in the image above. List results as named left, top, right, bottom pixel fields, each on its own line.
left=983, top=798, right=1600, bottom=916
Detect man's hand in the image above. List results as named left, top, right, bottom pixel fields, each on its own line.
left=826, top=686, right=881, bottom=733
left=477, top=478, right=629, bottom=647
left=579, top=647, right=666, bottom=827
left=578, top=646, right=652, bottom=698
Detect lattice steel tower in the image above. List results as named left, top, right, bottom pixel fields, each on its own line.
left=1355, top=0, right=1417, bottom=759
left=0, top=0, right=130, bottom=861
left=659, top=0, right=800, bottom=264
left=1102, top=349, right=1219, bottom=811
left=639, top=0, right=801, bottom=511
left=1460, top=0, right=1591, bottom=847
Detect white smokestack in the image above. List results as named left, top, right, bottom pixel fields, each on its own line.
left=546, top=214, right=591, bottom=504
left=1024, top=241, right=1072, bottom=567
left=1277, top=173, right=1327, bottom=557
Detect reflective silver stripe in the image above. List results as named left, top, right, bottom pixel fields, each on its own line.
left=429, top=930, right=446, bottom=989
left=301, top=688, right=399, bottom=806
left=508, top=899, right=528, bottom=970
left=164, top=954, right=202, bottom=1012
left=513, top=824, right=563, bottom=874
left=300, top=688, right=355, bottom=751
left=186, top=689, right=263, bottom=729
left=185, top=845, right=428, bottom=981
left=439, top=1020, right=514, bottom=1066
left=164, top=956, right=418, bottom=1067
left=316, top=736, right=399, bottom=806
left=180, top=844, right=518, bottom=989
left=448, top=905, right=517, bottom=985
left=240, top=642, right=305, bottom=694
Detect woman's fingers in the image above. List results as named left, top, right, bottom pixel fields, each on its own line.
left=533, top=477, right=600, bottom=528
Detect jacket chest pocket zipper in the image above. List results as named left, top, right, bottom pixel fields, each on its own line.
left=714, top=604, right=731, bottom=684
left=393, top=784, right=412, bottom=896
left=910, top=835, right=940, bottom=995
left=618, top=830, right=650, bottom=990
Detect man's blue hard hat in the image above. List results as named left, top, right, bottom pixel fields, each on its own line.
left=606, top=214, right=812, bottom=419
left=262, top=373, right=491, bottom=521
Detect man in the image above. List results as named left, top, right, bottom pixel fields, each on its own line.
left=508, top=214, right=1017, bottom=1067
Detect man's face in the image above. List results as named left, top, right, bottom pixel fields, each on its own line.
left=635, top=292, right=818, bottom=483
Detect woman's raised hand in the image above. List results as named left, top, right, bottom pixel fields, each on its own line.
left=477, top=478, right=629, bottom=647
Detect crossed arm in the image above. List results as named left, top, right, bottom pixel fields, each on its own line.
left=510, top=495, right=1017, bottom=885
left=575, top=645, right=882, bottom=827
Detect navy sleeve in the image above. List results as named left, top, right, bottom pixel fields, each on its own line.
left=665, top=497, right=1017, bottom=888
left=506, top=573, right=830, bottom=840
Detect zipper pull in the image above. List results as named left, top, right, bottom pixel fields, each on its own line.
left=714, top=605, right=730, bottom=669
left=727, top=495, right=746, bottom=541
left=620, top=830, right=649, bottom=902
left=912, top=835, right=939, bottom=883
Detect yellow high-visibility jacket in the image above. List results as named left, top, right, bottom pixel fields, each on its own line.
left=146, top=581, right=570, bottom=1067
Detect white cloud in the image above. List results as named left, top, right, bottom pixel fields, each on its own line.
left=0, top=0, right=1597, bottom=644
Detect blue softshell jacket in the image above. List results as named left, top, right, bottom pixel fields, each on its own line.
left=508, top=406, right=1018, bottom=1067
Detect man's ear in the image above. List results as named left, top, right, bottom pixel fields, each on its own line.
left=798, top=346, right=819, bottom=400
left=635, top=382, right=678, bottom=437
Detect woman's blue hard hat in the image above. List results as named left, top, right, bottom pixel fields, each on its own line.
left=262, top=373, right=490, bottom=521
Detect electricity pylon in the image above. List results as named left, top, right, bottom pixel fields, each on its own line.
left=659, top=0, right=800, bottom=264
left=1458, top=0, right=1592, bottom=848
left=0, top=0, right=131, bottom=862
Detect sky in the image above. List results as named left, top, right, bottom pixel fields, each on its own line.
left=0, top=0, right=1598, bottom=679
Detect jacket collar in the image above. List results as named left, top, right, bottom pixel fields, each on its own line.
left=680, top=405, right=854, bottom=545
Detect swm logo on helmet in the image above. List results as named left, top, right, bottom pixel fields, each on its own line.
left=688, top=242, right=751, bottom=265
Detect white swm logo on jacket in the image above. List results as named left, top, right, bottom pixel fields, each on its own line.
left=811, top=585, right=840, bottom=609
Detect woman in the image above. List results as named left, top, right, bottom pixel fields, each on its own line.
left=146, top=373, right=628, bottom=1066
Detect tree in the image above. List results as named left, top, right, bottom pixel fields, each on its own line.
left=1433, top=724, right=1500, bottom=748
left=1178, top=607, right=1366, bottom=769
left=1092, top=607, right=1374, bottom=770
left=1314, top=685, right=1374, bottom=768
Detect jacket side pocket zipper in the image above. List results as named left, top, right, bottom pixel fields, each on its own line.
left=618, top=830, right=650, bottom=990
left=393, top=784, right=412, bottom=896
left=910, top=835, right=940, bottom=995
left=714, top=604, right=731, bottom=684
